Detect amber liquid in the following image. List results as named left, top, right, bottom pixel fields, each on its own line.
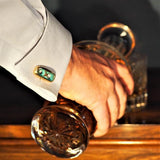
left=31, top=95, right=96, bottom=158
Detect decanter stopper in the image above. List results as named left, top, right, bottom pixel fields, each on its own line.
left=97, top=22, right=136, bottom=57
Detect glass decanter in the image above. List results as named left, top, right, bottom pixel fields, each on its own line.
left=31, top=22, right=147, bottom=159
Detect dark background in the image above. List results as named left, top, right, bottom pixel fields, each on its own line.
left=0, top=0, right=160, bottom=124
left=42, top=0, right=160, bottom=68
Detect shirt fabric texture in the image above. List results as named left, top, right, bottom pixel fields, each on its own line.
left=0, top=0, right=72, bottom=102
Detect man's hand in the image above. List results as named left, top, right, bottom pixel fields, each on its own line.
left=59, top=45, right=134, bottom=137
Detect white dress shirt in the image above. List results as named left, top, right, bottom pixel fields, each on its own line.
left=0, top=0, right=72, bottom=102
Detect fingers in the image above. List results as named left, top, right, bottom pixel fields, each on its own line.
left=91, top=102, right=110, bottom=137
left=108, top=60, right=134, bottom=95
left=92, top=89, right=121, bottom=137
left=92, top=76, right=127, bottom=137
left=107, top=93, right=119, bottom=127
left=114, top=79, right=127, bottom=119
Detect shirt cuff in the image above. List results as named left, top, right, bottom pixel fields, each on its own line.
left=14, top=10, right=72, bottom=102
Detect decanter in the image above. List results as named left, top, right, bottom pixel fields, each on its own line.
left=31, top=22, right=147, bottom=159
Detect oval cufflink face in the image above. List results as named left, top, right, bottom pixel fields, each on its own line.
left=34, top=66, right=56, bottom=82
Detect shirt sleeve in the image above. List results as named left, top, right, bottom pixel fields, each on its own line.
left=0, top=0, right=72, bottom=102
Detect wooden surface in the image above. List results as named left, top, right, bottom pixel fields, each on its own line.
left=0, top=124, right=160, bottom=160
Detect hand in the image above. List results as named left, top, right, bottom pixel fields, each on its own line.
left=59, top=45, right=134, bottom=137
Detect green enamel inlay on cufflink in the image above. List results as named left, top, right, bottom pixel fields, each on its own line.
left=35, top=66, right=55, bottom=82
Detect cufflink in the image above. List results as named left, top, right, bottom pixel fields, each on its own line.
left=34, top=66, right=56, bottom=82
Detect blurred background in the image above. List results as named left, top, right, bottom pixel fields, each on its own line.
left=0, top=0, right=160, bottom=124
left=43, top=0, right=160, bottom=68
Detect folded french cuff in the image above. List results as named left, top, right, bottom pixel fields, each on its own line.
left=13, top=10, right=72, bottom=102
